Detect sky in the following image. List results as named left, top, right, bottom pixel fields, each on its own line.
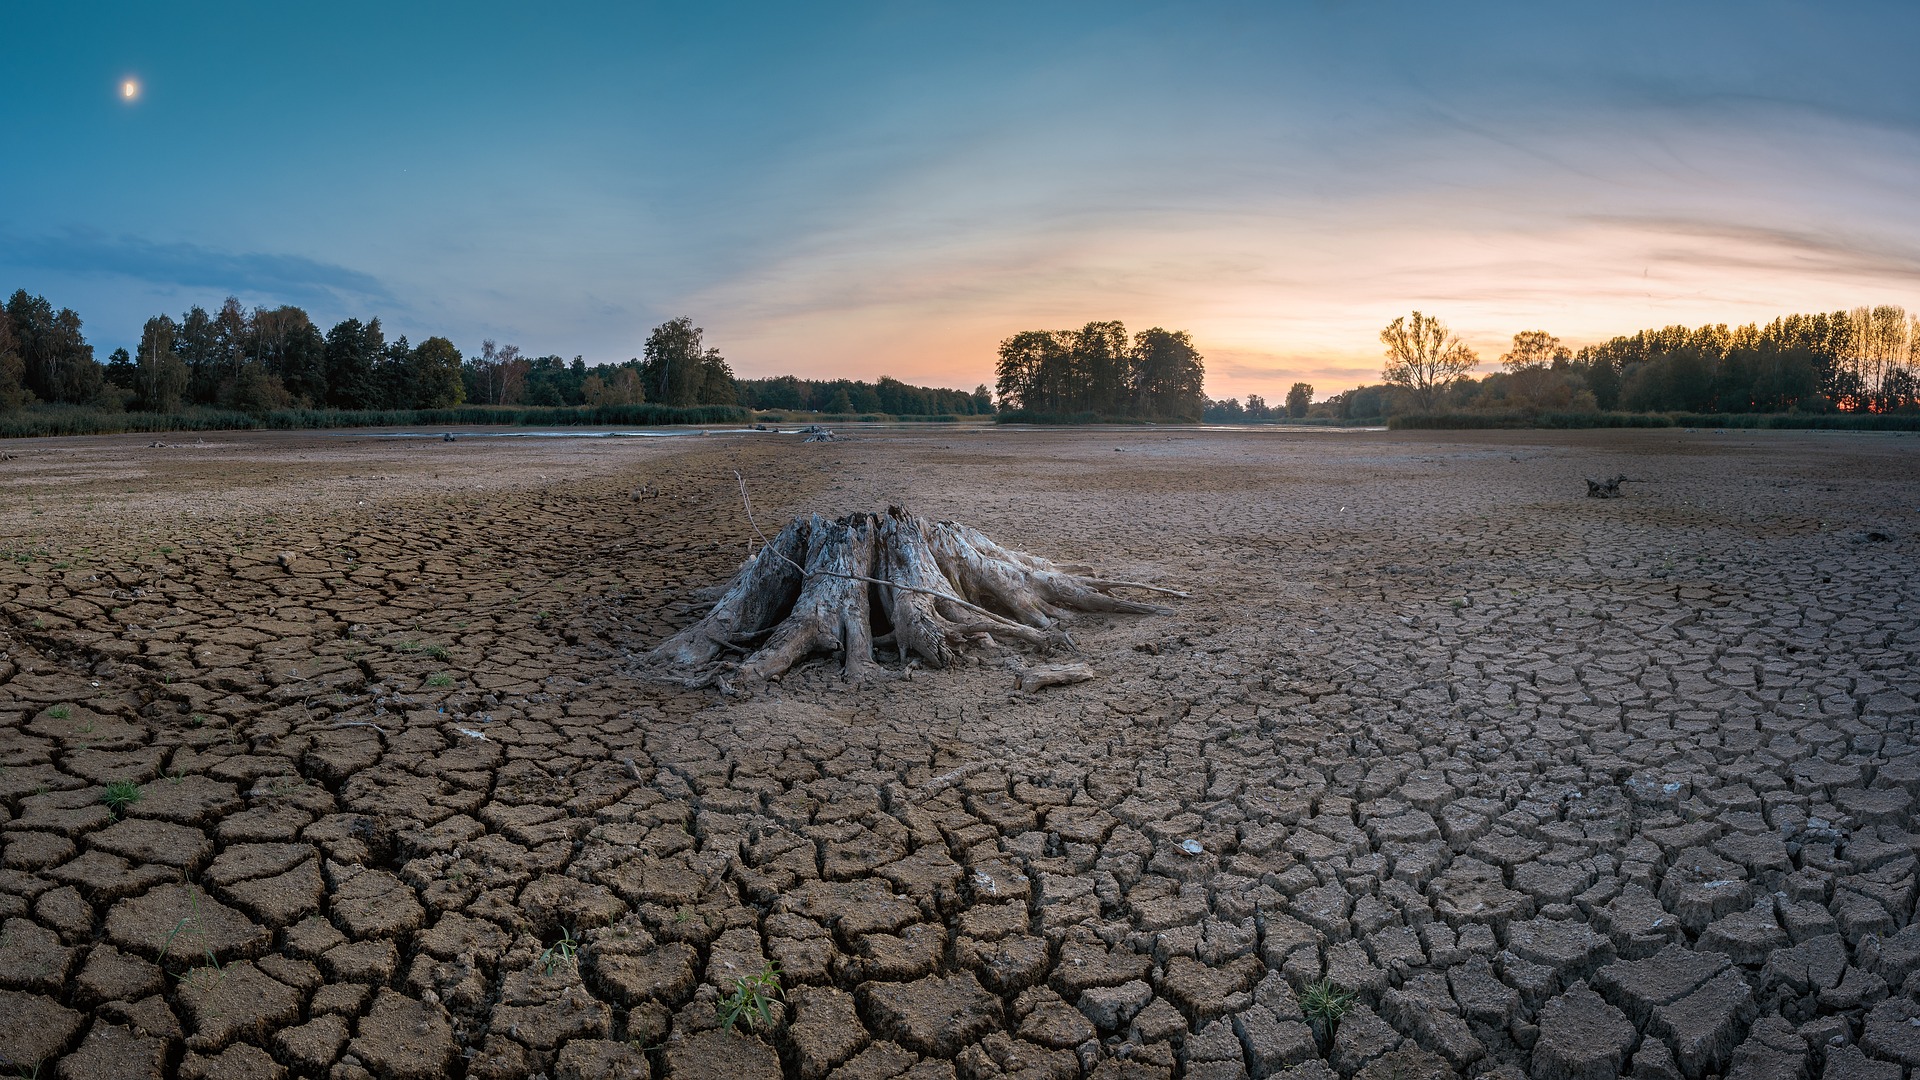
left=3, top=1, right=1918, bottom=400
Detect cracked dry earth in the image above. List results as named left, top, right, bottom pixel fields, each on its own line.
left=0, top=427, right=1917, bottom=1080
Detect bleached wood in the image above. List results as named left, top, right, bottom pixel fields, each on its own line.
left=646, top=515, right=807, bottom=667
left=645, top=505, right=1177, bottom=690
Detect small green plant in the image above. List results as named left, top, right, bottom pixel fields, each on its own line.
left=102, top=780, right=143, bottom=818
left=263, top=776, right=308, bottom=798
left=716, top=962, right=781, bottom=1034
left=426, top=673, right=454, bottom=689
left=1300, top=978, right=1356, bottom=1025
left=539, top=928, right=581, bottom=976
left=188, top=714, right=208, bottom=728
left=423, top=644, right=451, bottom=660
left=47, top=704, right=71, bottom=720
left=155, top=916, right=192, bottom=968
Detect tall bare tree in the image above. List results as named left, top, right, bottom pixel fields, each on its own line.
left=1381, top=312, right=1477, bottom=410
left=471, top=340, right=526, bottom=406
left=1849, top=305, right=1910, bottom=408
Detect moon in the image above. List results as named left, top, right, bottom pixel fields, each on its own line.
left=121, top=78, right=140, bottom=101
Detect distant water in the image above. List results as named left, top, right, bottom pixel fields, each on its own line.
left=1196, top=424, right=1388, bottom=433
left=361, top=428, right=784, bottom=439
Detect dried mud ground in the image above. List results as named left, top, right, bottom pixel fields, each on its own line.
left=1, top=425, right=1918, bottom=1080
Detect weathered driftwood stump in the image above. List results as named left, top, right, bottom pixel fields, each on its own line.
left=1586, top=474, right=1629, bottom=498
left=647, top=506, right=1180, bottom=688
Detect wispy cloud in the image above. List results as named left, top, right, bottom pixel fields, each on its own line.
left=0, top=229, right=396, bottom=309
left=1595, top=216, right=1920, bottom=287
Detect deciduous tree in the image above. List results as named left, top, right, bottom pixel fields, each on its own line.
left=6, top=292, right=105, bottom=405
left=1129, top=327, right=1206, bottom=420
left=409, top=336, right=466, bottom=408
left=642, top=316, right=712, bottom=407
left=1073, top=320, right=1131, bottom=415
left=1286, top=382, right=1313, bottom=418
left=0, top=305, right=28, bottom=411
left=1500, top=330, right=1567, bottom=371
left=467, top=340, right=526, bottom=406
left=1381, top=311, right=1477, bottom=411
left=697, top=348, right=737, bottom=405
left=995, top=330, right=1071, bottom=413
left=324, top=317, right=385, bottom=409
left=136, top=315, right=188, bottom=412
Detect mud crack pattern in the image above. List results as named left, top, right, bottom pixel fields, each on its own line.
left=0, top=426, right=1917, bottom=1080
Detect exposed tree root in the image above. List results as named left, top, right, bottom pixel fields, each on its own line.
left=645, top=506, right=1179, bottom=688
left=1015, top=662, right=1097, bottom=692
left=648, top=516, right=807, bottom=667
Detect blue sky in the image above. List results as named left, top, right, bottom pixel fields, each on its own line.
left=4, top=1, right=1917, bottom=396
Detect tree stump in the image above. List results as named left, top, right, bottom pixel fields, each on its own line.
left=1586, top=474, right=1628, bottom=498
left=646, top=506, right=1180, bottom=689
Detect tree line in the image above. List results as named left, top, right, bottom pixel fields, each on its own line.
left=0, top=294, right=987, bottom=419
left=1202, top=382, right=1315, bottom=422
left=735, top=375, right=993, bottom=415
left=1203, top=306, right=1920, bottom=422
left=994, top=321, right=1207, bottom=420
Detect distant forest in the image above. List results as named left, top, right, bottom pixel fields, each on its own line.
left=1206, top=306, right=1920, bottom=422
left=0, top=293, right=985, bottom=420
left=11, top=287, right=1917, bottom=434
left=735, top=375, right=992, bottom=415
left=994, top=321, right=1207, bottom=421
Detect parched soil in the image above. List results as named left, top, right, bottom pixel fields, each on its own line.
left=0, top=424, right=1917, bottom=1080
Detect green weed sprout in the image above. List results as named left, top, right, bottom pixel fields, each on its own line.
left=1301, top=978, right=1356, bottom=1025
left=539, top=929, right=581, bottom=976
left=717, top=962, right=781, bottom=1035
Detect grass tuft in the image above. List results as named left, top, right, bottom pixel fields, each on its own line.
left=102, top=780, right=143, bottom=818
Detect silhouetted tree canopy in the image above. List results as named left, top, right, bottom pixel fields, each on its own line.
left=1286, top=382, right=1313, bottom=418
left=1381, top=311, right=1478, bottom=410
left=1, top=290, right=1910, bottom=424
left=994, top=320, right=1206, bottom=420
left=732, top=374, right=988, bottom=415
left=640, top=316, right=737, bottom=407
